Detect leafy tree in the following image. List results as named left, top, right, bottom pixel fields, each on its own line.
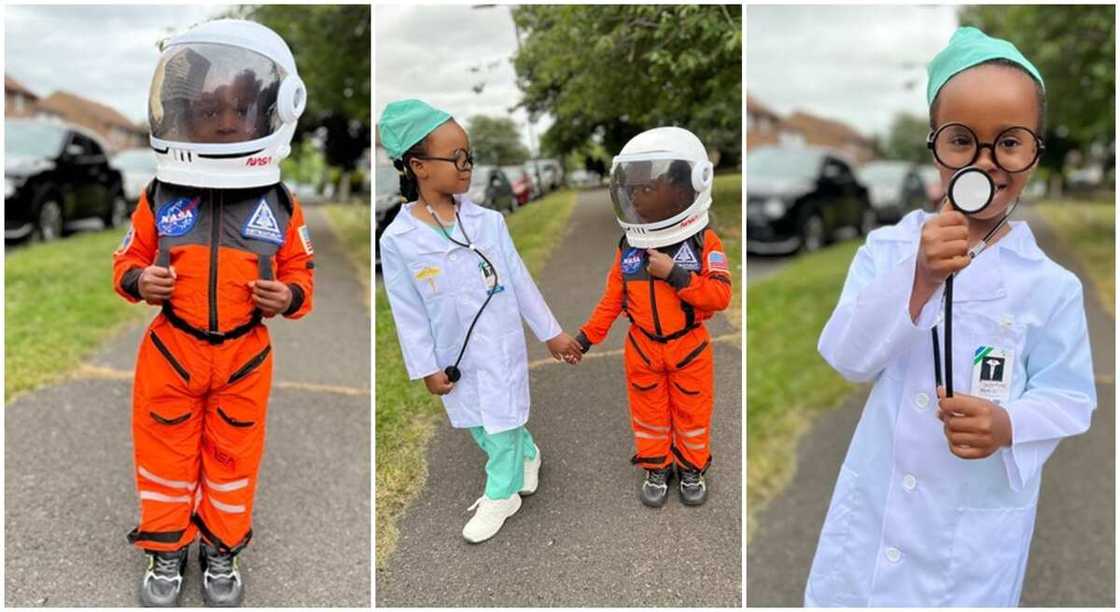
left=466, top=115, right=531, bottom=165
left=881, top=112, right=931, bottom=163
left=512, top=5, right=741, bottom=167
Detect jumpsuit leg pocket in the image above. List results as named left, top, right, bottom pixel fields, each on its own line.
left=149, top=331, right=191, bottom=383
left=227, top=344, right=272, bottom=386
left=944, top=505, right=1033, bottom=606
left=806, top=465, right=861, bottom=604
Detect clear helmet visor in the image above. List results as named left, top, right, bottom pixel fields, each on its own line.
left=149, top=43, right=287, bottom=145
left=609, top=158, right=699, bottom=225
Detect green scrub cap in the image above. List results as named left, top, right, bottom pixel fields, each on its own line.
left=377, top=99, right=452, bottom=160
left=926, top=27, right=1045, bottom=106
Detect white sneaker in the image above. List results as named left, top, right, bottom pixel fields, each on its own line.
left=520, top=445, right=541, bottom=495
left=462, top=493, right=521, bottom=543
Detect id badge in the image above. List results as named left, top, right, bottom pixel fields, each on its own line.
left=971, top=346, right=1013, bottom=404
left=479, top=260, right=503, bottom=294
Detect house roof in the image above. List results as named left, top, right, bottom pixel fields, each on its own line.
left=36, top=90, right=144, bottom=134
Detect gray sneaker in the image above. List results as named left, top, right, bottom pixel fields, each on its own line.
left=139, top=547, right=188, bottom=607
left=640, top=466, right=673, bottom=508
left=199, top=540, right=244, bottom=607
left=678, top=466, right=708, bottom=506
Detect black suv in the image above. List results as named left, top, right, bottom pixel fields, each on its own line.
left=746, top=146, right=875, bottom=254
left=5, top=119, right=128, bottom=242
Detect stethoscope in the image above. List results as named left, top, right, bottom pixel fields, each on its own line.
left=423, top=197, right=498, bottom=384
left=932, top=167, right=1019, bottom=397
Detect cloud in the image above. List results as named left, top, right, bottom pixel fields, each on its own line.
left=5, top=5, right=236, bottom=123
left=746, top=5, right=959, bottom=138
left=374, top=4, right=552, bottom=155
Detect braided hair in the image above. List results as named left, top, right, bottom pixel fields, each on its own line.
left=393, top=138, right=428, bottom=202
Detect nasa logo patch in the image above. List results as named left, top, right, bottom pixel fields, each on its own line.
left=620, top=248, right=644, bottom=274
left=156, top=197, right=201, bottom=237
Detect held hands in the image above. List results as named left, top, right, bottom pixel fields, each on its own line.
left=917, top=201, right=971, bottom=288
left=646, top=249, right=674, bottom=279
left=936, top=387, right=1012, bottom=460
left=248, top=280, right=293, bottom=317
left=424, top=370, right=455, bottom=395
left=139, top=265, right=176, bottom=305
left=547, top=332, right=583, bottom=365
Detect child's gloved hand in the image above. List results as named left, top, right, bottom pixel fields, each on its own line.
left=139, top=265, right=177, bottom=305
left=546, top=332, right=583, bottom=365
left=249, top=280, right=293, bottom=317
left=917, top=201, right=971, bottom=287
left=646, top=249, right=675, bottom=279
left=424, top=370, right=455, bottom=395
left=936, top=387, right=1012, bottom=459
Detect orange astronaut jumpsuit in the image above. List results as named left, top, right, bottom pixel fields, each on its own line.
left=576, top=227, right=731, bottom=473
left=113, top=179, right=314, bottom=554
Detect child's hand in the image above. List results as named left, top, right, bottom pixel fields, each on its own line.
left=936, top=387, right=1012, bottom=459
left=249, top=280, right=293, bottom=317
left=917, top=201, right=971, bottom=287
left=424, top=371, right=455, bottom=395
left=139, top=265, right=176, bottom=305
left=646, top=249, right=674, bottom=279
left=546, top=332, right=582, bottom=364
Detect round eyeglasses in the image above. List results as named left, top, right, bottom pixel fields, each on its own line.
left=415, top=149, right=474, bottom=172
left=927, top=123, right=1044, bottom=174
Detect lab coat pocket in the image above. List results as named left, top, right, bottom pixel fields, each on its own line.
left=807, top=465, right=862, bottom=604
left=944, top=505, right=1033, bottom=606
left=956, top=309, right=1027, bottom=401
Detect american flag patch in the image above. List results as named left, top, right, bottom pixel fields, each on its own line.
left=707, top=250, right=729, bottom=273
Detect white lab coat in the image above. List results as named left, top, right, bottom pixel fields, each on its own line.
left=379, top=196, right=561, bottom=434
left=806, top=210, right=1096, bottom=607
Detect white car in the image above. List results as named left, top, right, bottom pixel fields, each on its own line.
left=111, top=148, right=157, bottom=202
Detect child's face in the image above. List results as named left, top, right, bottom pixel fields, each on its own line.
left=410, top=121, right=473, bottom=196
left=187, top=75, right=263, bottom=144
left=630, top=180, right=688, bottom=223
left=931, top=64, right=1041, bottom=221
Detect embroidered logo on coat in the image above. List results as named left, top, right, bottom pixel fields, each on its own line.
left=673, top=242, right=701, bottom=270
left=707, top=251, right=729, bottom=273
left=114, top=224, right=135, bottom=255
left=298, top=225, right=313, bottom=254
left=242, top=197, right=284, bottom=244
left=156, top=197, right=201, bottom=237
left=621, top=248, right=644, bottom=274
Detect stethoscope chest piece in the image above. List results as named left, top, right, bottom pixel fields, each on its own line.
left=948, top=166, right=994, bottom=215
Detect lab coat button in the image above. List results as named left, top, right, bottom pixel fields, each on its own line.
left=885, top=547, right=902, bottom=563
left=902, top=474, right=917, bottom=491
left=914, top=392, right=930, bottom=410
left=450, top=254, right=458, bottom=262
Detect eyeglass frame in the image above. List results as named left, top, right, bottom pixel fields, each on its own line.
left=412, top=148, right=475, bottom=172
left=926, top=122, right=1045, bottom=174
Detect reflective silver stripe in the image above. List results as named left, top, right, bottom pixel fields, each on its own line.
left=677, top=427, right=706, bottom=438
left=209, top=497, right=246, bottom=514
left=634, top=430, right=668, bottom=440
left=632, top=416, right=670, bottom=433
left=140, top=490, right=192, bottom=504
left=205, top=477, right=249, bottom=492
left=683, top=441, right=707, bottom=450
left=138, top=466, right=196, bottom=491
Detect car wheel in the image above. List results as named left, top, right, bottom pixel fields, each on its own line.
left=858, top=207, right=877, bottom=236
left=104, top=192, right=128, bottom=228
left=36, top=198, right=64, bottom=242
left=801, top=212, right=825, bottom=253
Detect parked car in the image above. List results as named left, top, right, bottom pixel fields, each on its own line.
left=567, top=169, right=602, bottom=189
left=111, top=147, right=157, bottom=203
left=501, top=165, right=535, bottom=206
left=467, top=165, right=516, bottom=213
left=745, top=146, right=875, bottom=254
left=375, top=163, right=403, bottom=269
left=857, top=160, right=928, bottom=224
left=526, top=158, right=563, bottom=192
left=5, top=118, right=128, bottom=242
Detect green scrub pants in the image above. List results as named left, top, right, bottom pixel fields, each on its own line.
left=469, top=426, right=538, bottom=500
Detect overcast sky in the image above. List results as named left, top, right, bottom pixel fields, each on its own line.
left=5, top=4, right=234, bottom=123
left=374, top=4, right=552, bottom=158
left=746, top=5, right=960, bottom=139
